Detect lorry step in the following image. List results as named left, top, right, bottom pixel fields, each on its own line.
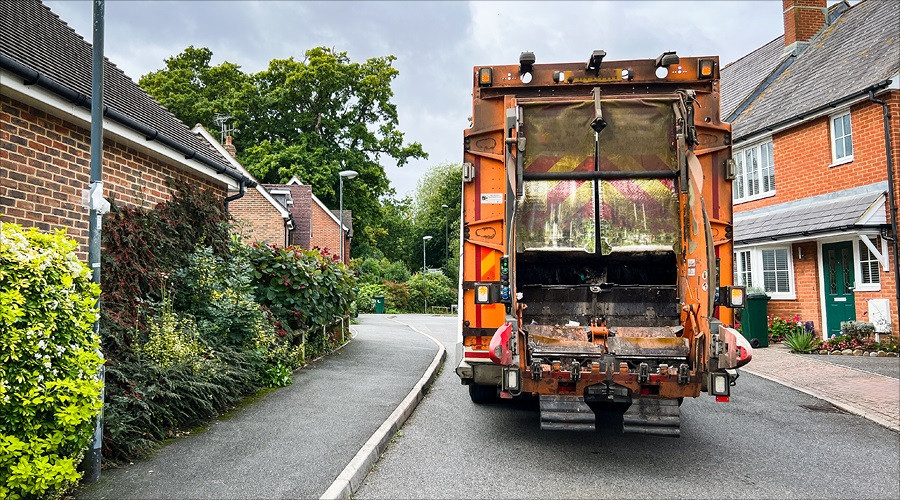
left=539, top=395, right=596, bottom=431
left=622, top=397, right=681, bottom=437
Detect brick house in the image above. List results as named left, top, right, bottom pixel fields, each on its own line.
left=0, top=0, right=254, bottom=260
left=193, top=127, right=292, bottom=246
left=260, top=177, right=352, bottom=262
left=722, top=0, right=899, bottom=338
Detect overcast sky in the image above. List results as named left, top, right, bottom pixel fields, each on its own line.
left=46, top=0, right=796, bottom=197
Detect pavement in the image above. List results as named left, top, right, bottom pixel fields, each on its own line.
left=743, top=343, right=900, bottom=432
left=76, top=315, right=897, bottom=499
left=77, top=314, right=444, bottom=500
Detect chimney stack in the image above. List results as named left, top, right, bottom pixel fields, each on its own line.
left=223, top=135, right=237, bottom=157
left=783, top=0, right=827, bottom=56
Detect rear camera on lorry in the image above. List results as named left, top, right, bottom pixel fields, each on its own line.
left=519, top=51, right=535, bottom=74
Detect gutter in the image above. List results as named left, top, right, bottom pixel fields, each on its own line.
left=0, top=53, right=256, bottom=189
left=734, top=80, right=892, bottom=145
left=867, top=90, right=900, bottom=315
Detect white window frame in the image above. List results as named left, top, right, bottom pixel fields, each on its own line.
left=829, top=110, right=854, bottom=166
left=734, top=249, right=753, bottom=288
left=733, top=139, right=776, bottom=204
left=733, top=245, right=796, bottom=300
left=854, top=235, right=886, bottom=292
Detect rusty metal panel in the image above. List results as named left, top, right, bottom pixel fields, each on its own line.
left=607, top=336, right=689, bottom=358
left=527, top=324, right=590, bottom=342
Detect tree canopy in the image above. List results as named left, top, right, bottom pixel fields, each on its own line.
left=139, top=46, right=426, bottom=254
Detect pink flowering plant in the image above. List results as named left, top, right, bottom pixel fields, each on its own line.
left=768, top=315, right=812, bottom=343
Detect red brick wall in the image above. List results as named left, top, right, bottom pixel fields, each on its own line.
left=853, top=242, right=898, bottom=335
left=229, top=187, right=286, bottom=246
left=310, top=201, right=342, bottom=259
left=767, top=242, right=822, bottom=327
left=735, top=98, right=893, bottom=213
left=290, top=184, right=311, bottom=248
left=735, top=92, right=899, bottom=338
left=1, top=95, right=226, bottom=260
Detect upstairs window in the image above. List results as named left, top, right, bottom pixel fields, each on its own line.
left=733, top=140, right=775, bottom=203
left=830, top=111, right=853, bottom=164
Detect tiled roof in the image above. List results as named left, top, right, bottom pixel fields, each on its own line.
left=0, top=0, right=250, bottom=186
left=734, top=182, right=887, bottom=244
left=331, top=210, right=353, bottom=235
left=720, top=36, right=788, bottom=120
left=724, top=0, right=899, bottom=140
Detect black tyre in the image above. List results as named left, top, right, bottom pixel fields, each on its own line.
left=468, top=383, right=498, bottom=404
left=750, top=338, right=761, bottom=348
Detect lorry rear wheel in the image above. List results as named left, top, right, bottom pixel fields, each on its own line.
left=468, top=384, right=498, bottom=404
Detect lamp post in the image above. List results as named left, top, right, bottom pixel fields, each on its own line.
left=423, top=235, right=432, bottom=313
left=441, top=204, right=449, bottom=265
left=338, top=170, right=358, bottom=263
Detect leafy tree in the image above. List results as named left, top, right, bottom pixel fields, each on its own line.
left=412, top=163, right=462, bottom=273
left=139, top=46, right=426, bottom=256
left=138, top=46, right=250, bottom=133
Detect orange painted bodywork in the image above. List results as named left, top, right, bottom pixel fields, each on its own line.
left=460, top=55, right=737, bottom=396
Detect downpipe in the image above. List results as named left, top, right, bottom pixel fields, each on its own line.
left=224, top=179, right=247, bottom=209
left=867, top=90, right=900, bottom=316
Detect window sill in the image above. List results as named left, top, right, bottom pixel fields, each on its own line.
left=768, top=293, right=797, bottom=301
left=734, top=190, right=776, bottom=206
left=854, top=283, right=881, bottom=293
left=829, top=156, right=854, bottom=167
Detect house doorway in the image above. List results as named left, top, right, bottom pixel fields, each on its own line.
left=822, top=241, right=856, bottom=337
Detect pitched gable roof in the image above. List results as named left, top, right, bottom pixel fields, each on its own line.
left=724, top=0, right=899, bottom=141
left=721, top=35, right=788, bottom=120
left=0, top=0, right=255, bottom=188
left=192, top=125, right=290, bottom=219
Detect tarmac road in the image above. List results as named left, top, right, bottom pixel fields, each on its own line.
left=357, top=315, right=900, bottom=500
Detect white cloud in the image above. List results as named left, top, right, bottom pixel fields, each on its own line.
left=44, top=0, right=790, bottom=197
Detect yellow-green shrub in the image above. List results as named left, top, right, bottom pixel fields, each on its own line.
left=0, top=222, right=103, bottom=499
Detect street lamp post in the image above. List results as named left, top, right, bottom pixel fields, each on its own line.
left=338, top=170, right=358, bottom=263
left=423, top=235, right=433, bottom=313
left=441, top=204, right=449, bottom=265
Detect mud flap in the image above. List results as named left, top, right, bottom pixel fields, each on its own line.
left=622, top=397, right=681, bottom=437
left=539, top=395, right=596, bottom=431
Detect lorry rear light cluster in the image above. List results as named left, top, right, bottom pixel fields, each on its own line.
left=698, top=58, right=715, bottom=78
left=499, top=256, right=511, bottom=303
left=475, top=284, right=491, bottom=304
left=709, top=372, right=730, bottom=397
left=503, top=367, right=521, bottom=393
left=478, top=67, right=492, bottom=87
left=716, top=286, right=745, bottom=308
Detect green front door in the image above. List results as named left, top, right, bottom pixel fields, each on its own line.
left=823, top=241, right=856, bottom=338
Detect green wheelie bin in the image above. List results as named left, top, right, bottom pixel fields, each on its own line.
left=742, top=293, right=770, bottom=348
left=374, top=295, right=385, bottom=314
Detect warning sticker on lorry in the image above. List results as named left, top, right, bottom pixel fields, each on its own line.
left=480, top=193, right=504, bottom=204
